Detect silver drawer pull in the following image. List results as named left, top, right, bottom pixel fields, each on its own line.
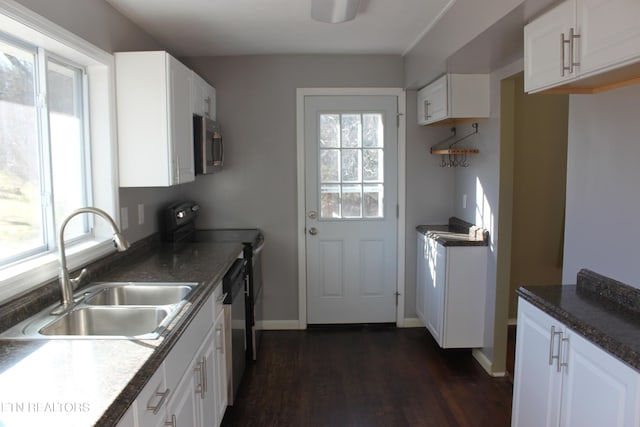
left=165, top=414, right=176, bottom=427
left=147, top=387, right=170, bottom=414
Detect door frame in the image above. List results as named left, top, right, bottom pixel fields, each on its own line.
left=295, top=88, right=406, bottom=329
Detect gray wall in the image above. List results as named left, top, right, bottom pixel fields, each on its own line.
left=563, top=84, right=640, bottom=288
left=13, top=0, right=194, bottom=244
left=181, top=55, right=453, bottom=322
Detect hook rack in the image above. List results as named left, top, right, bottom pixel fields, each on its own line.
left=430, top=122, right=480, bottom=167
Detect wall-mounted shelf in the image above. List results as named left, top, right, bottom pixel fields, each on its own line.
left=429, top=123, right=480, bottom=167
left=430, top=148, right=480, bottom=155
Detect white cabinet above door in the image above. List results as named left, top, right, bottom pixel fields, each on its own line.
left=115, top=51, right=195, bottom=187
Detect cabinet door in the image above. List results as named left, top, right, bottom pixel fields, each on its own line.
left=168, top=368, right=199, bottom=427
left=577, top=0, right=640, bottom=74
left=524, top=0, right=577, bottom=92
left=415, top=233, right=427, bottom=325
left=198, top=331, right=218, bottom=427
left=424, top=239, right=445, bottom=345
left=213, top=309, right=228, bottom=425
left=511, top=298, right=563, bottom=427
left=561, top=330, right=640, bottom=427
left=417, top=75, right=447, bottom=125
left=168, top=55, right=195, bottom=185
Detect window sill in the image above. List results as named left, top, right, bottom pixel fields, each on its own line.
left=0, top=239, right=116, bottom=303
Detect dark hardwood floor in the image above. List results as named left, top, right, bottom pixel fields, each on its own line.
left=222, top=326, right=513, bottom=427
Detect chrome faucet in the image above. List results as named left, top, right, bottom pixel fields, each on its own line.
left=56, top=207, right=130, bottom=312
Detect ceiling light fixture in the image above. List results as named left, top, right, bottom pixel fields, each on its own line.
left=311, top=0, right=361, bottom=24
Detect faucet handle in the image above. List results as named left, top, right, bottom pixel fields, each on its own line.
left=70, top=268, right=90, bottom=290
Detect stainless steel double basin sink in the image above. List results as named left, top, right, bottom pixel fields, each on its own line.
left=0, top=282, right=199, bottom=340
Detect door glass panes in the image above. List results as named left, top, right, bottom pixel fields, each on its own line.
left=0, top=40, right=45, bottom=263
left=318, top=112, right=384, bottom=219
left=47, top=59, right=88, bottom=240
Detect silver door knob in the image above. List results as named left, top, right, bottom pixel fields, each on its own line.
left=308, top=210, right=317, bottom=219
left=308, top=227, right=318, bottom=235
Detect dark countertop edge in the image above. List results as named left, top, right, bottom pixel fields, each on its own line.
left=416, top=216, right=489, bottom=247
left=517, top=285, right=640, bottom=372
left=95, top=244, right=241, bottom=426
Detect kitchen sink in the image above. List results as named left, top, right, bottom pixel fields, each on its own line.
left=84, top=283, right=195, bottom=306
left=0, top=281, right=199, bottom=340
left=39, top=306, right=171, bottom=337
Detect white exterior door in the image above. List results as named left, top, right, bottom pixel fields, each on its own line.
left=304, top=95, right=398, bottom=324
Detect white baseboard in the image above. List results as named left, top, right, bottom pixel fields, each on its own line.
left=401, top=317, right=424, bottom=328
left=472, top=348, right=506, bottom=377
left=259, top=318, right=425, bottom=330
left=508, top=318, right=517, bottom=326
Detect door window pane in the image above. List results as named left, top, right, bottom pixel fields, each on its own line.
left=320, top=114, right=339, bottom=148
left=320, top=149, right=340, bottom=183
left=0, top=40, right=45, bottom=263
left=318, top=112, right=384, bottom=219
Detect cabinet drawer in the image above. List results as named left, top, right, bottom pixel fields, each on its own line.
left=165, top=293, right=214, bottom=389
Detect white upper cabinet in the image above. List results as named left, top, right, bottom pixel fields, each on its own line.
left=525, top=0, right=640, bottom=93
left=191, top=71, right=216, bottom=119
left=524, top=0, right=577, bottom=92
left=417, top=74, right=490, bottom=126
left=115, top=51, right=195, bottom=187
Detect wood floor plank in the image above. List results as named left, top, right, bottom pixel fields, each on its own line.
left=222, top=327, right=513, bottom=427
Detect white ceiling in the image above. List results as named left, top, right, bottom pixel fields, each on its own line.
left=105, top=0, right=456, bottom=56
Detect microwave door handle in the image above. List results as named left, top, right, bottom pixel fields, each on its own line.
left=219, top=135, right=224, bottom=166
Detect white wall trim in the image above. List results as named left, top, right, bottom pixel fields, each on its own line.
left=295, top=87, right=406, bottom=330
left=472, top=348, right=506, bottom=377
left=401, top=317, right=424, bottom=328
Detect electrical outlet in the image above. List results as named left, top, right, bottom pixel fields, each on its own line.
left=137, top=204, right=144, bottom=225
left=120, top=207, right=128, bottom=230
left=462, top=194, right=467, bottom=209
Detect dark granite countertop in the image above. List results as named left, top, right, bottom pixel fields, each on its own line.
left=416, top=217, right=488, bottom=247
left=0, top=240, right=243, bottom=427
left=517, top=269, right=640, bottom=372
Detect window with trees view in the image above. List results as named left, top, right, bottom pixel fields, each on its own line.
left=0, top=35, right=90, bottom=267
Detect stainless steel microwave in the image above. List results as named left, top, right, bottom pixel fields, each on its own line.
left=193, top=115, right=223, bottom=175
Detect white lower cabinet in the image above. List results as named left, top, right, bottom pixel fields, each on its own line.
left=126, top=283, right=227, bottom=427
left=416, top=232, right=487, bottom=348
left=512, top=298, right=640, bottom=427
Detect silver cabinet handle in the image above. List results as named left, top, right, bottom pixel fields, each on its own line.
left=559, top=336, right=569, bottom=372
left=202, top=356, right=208, bottom=394
left=548, top=326, right=565, bottom=372
left=424, top=99, right=431, bottom=120
left=147, top=387, right=170, bottom=415
left=194, top=359, right=206, bottom=398
left=561, top=33, right=570, bottom=76
left=561, top=28, right=580, bottom=76
left=216, top=324, right=224, bottom=352
left=569, top=27, right=580, bottom=74
left=308, top=227, right=318, bottom=236
left=165, top=414, right=176, bottom=427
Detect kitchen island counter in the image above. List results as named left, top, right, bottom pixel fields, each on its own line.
left=0, top=240, right=243, bottom=426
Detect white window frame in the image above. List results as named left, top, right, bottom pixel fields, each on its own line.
left=0, top=0, right=120, bottom=302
